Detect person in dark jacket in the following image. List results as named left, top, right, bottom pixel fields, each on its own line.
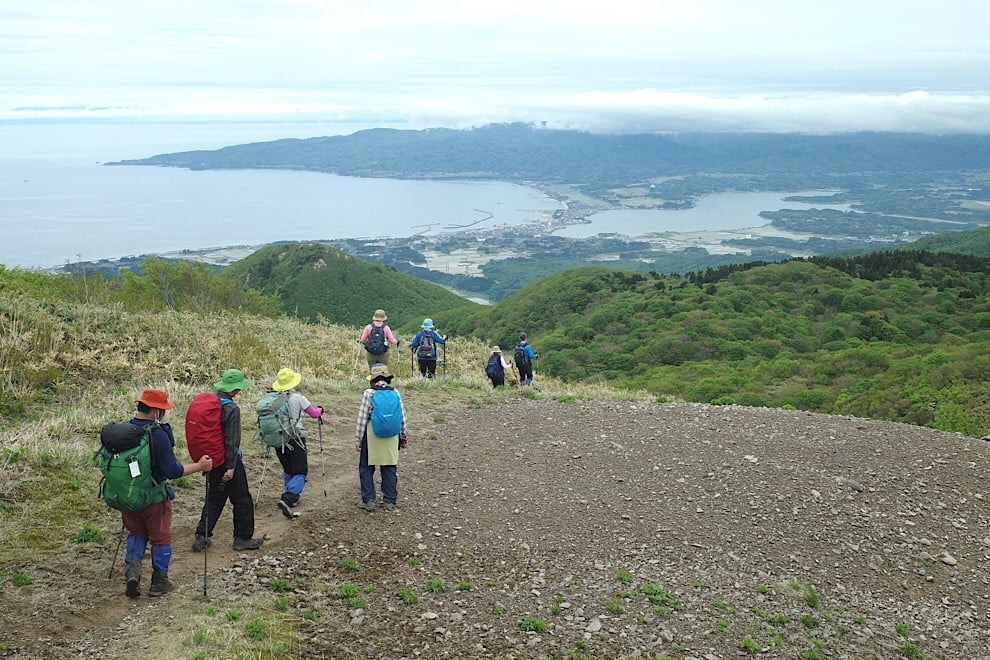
left=190, top=369, right=264, bottom=552
left=120, top=389, right=213, bottom=598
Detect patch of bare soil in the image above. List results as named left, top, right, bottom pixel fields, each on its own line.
left=5, top=397, right=990, bottom=658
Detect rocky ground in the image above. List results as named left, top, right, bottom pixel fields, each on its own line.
left=5, top=396, right=990, bottom=659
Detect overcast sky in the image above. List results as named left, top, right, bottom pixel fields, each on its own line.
left=2, top=0, right=989, bottom=134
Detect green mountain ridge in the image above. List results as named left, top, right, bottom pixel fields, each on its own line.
left=222, top=242, right=478, bottom=330
left=113, top=123, right=990, bottom=185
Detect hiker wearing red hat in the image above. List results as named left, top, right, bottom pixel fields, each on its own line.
left=117, top=389, right=213, bottom=598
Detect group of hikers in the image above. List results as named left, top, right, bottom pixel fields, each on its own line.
left=98, top=309, right=533, bottom=599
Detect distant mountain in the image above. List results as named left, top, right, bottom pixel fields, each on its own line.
left=223, top=242, right=478, bottom=329
left=111, top=123, right=990, bottom=185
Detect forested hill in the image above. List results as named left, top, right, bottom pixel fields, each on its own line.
left=223, top=242, right=478, bottom=328
left=110, top=124, right=990, bottom=184
left=441, top=250, right=990, bottom=436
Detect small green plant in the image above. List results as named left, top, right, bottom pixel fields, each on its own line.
left=268, top=579, right=291, bottom=592
left=615, top=569, right=633, bottom=583
left=337, top=557, right=359, bottom=571
left=244, top=618, right=266, bottom=641
left=72, top=524, right=105, bottom=543
left=854, top=615, right=867, bottom=625
left=398, top=587, right=419, bottom=604
left=225, top=610, right=242, bottom=621
left=896, top=622, right=911, bottom=637
left=758, top=584, right=771, bottom=595
left=338, top=583, right=360, bottom=598
left=713, top=619, right=729, bottom=633
left=740, top=636, right=758, bottom=653
left=713, top=600, right=726, bottom=611
left=899, top=640, right=923, bottom=659
left=407, top=557, right=421, bottom=566
left=518, top=617, right=547, bottom=632
left=346, top=597, right=366, bottom=610
left=575, top=640, right=589, bottom=650
left=301, top=609, right=319, bottom=620
left=364, top=584, right=376, bottom=593
left=605, top=598, right=623, bottom=614
left=800, top=614, right=818, bottom=629
left=189, top=628, right=207, bottom=646
left=425, top=577, right=447, bottom=593
left=494, top=605, right=506, bottom=614
left=11, top=573, right=32, bottom=586
left=457, top=580, right=473, bottom=591
left=273, top=596, right=289, bottom=611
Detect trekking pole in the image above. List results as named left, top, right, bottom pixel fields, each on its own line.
left=318, top=416, right=327, bottom=497
left=203, top=473, right=209, bottom=598
left=441, top=341, right=447, bottom=383
left=410, top=345, right=414, bottom=379
left=108, top=522, right=126, bottom=579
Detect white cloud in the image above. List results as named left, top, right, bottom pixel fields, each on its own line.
left=1, top=1, right=989, bottom=133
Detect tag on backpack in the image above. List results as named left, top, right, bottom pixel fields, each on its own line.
left=129, top=460, right=141, bottom=478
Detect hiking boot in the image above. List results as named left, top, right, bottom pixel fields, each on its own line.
left=381, top=501, right=395, bottom=512
left=191, top=534, right=211, bottom=552
left=358, top=500, right=376, bottom=513
left=148, top=569, right=173, bottom=597
left=232, top=537, right=264, bottom=551
left=278, top=498, right=295, bottom=519
left=124, top=559, right=141, bottom=599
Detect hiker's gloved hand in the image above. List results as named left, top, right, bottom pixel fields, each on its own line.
left=399, top=434, right=408, bottom=450
left=534, top=353, right=539, bottom=359
left=442, top=335, right=448, bottom=340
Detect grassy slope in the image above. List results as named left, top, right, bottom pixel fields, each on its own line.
left=223, top=242, right=479, bottom=330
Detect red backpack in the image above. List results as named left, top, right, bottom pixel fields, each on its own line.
left=185, top=392, right=229, bottom=465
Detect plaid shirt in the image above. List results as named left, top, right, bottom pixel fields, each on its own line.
left=355, top=385, right=408, bottom=444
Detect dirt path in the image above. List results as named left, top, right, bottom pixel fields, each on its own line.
left=6, top=397, right=990, bottom=658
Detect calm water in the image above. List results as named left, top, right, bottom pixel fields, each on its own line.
left=0, top=120, right=850, bottom=268
left=557, top=191, right=850, bottom=237
left=0, top=159, right=560, bottom=268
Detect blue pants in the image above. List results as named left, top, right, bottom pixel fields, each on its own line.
left=358, top=436, right=397, bottom=504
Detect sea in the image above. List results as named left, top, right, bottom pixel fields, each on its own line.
left=0, top=119, right=848, bottom=269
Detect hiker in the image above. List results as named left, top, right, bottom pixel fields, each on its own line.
left=409, top=318, right=447, bottom=378
left=359, top=309, right=400, bottom=370
left=354, top=364, right=409, bottom=512
left=268, top=368, right=324, bottom=518
left=186, top=368, right=265, bottom=552
left=115, top=389, right=213, bottom=598
left=485, top=345, right=514, bottom=387
left=514, top=332, right=538, bottom=386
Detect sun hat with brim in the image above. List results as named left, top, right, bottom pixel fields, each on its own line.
left=421, top=318, right=434, bottom=329
left=492, top=346, right=501, bottom=353
left=215, top=368, right=252, bottom=393
left=373, top=309, right=387, bottom=321
left=368, top=363, right=393, bottom=382
left=272, top=368, right=302, bottom=392
left=137, top=388, right=174, bottom=410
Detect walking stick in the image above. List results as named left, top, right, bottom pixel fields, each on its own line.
left=318, top=416, right=327, bottom=497
left=441, top=341, right=447, bottom=383
left=203, top=473, right=209, bottom=598
left=108, top=523, right=126, bottom=578
left=410, top=344, right=415, bottom=379
left=352, top=340, right=363, bottom=380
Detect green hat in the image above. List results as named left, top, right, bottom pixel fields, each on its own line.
left=215, top=368, right=251, bottom=393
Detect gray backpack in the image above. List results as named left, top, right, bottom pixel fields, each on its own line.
left=255, top=391, right=299, bottom=449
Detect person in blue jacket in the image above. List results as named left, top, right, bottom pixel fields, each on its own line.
left=409, top=318, right=447, bottom=379
left=514, top=332, right=538, bottom=386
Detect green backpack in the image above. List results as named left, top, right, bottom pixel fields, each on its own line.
left=255, top=391, right=300, bottom=450
left=96, top=421, right=167, bottom=512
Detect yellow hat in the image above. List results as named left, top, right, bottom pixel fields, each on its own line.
left=272, top=368, right=302, bottom=392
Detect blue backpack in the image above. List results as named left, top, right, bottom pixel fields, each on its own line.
left=370, top=389, right=402, bottom=437
left=486, top=354, right=504, bottom=378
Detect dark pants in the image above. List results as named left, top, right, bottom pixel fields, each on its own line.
left=358, top=435, right=397, bottom=504
left=489, top=375, right=505, bottom=388
left=275, top=438, right=308, bottom=505
left=366, top=349, right=389, bottom=369
left=517, top=362, right=533, bottom=385
left=417, top=358, right=438, bottom=378
left=195, top=459, right=255, bottom=541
